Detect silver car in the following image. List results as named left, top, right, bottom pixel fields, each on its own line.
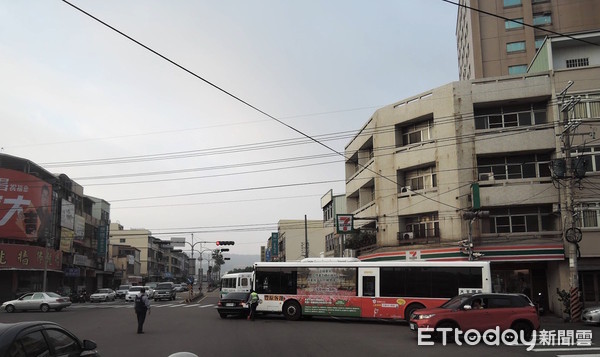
left=89, top=288, right=116, bottom=302
left=582, top=305, right=600, bottom=325
left=1, top=292, right=71, bottom=312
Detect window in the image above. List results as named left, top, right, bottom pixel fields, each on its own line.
left=403, top=166, right=437, bottom=191
left=11, top=331, right=48, bottom=357
left=380, top=267, right=482, bottom=298
left=533, top=13, right=552, bottom=26
left=401, top=120, right=433, bottom=146
left=46, top=329, right=81, bottom=356
left=505, top=18, right=524, bottom=30
left=255, top=268, right=297, bottom=294
left=578, top=203, right=600, bottom=228
left=508, top=65, right=528, bottom=75
left=477, top=153, right=552, bottom=180
left=566, top=58, right=589, bottom=68
left=507, top=41, right=526, bottom=53
left=119, top=238, right=126, bottom=243
left=503, top=0, right=521, bottom=7
left=474, top=103, right=547, bottom=130
left=535, top=37, right=546, bottom=49
left=405, top=213, right=439, bottom=238
left=488, top=206, right=553, bottom=233
left=571, top=146, right=600, bottom=173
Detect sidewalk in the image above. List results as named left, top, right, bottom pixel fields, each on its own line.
left=540, top=313, right=593, bottom=330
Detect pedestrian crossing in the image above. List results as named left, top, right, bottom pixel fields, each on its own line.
left=68, top=302, right=216, bottom=310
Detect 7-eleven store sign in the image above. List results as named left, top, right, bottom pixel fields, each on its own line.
left=336, top=214, right=354, bottom=234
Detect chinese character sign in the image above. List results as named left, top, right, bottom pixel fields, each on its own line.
left=0, top=243, right=62, bottom=270
left=271, top=232, right=279, bottom=255
left=0, top=169, right=53, bottom=243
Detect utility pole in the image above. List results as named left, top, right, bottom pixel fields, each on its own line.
left=557, top=81, right=584, bottom=322
left=304, top=215, right=309, bottom=258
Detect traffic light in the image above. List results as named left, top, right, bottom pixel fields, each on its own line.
left=215, top=241, right=234, bottom=246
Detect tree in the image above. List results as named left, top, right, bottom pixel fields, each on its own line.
left=344, top=230, right=376, bottom=250
left=228, top=266, right=253, bottom=274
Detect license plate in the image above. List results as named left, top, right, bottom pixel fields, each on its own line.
left=409, top=322, right=417, bottom=331
left=226, top=303, right=235, bottom=307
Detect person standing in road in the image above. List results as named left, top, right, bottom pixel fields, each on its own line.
left=247, top=290, right=259, bottom=321
left=134, top=288, right=151, bottom=334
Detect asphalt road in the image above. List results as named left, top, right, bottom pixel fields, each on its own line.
left=1, top=289, right=599, bottom=357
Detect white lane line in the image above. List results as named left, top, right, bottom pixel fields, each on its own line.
left=183, top=304, right=201, bottom=308
left=199, top=304, right=215, bottom=308
left=169, top=304, right=186, bottom=308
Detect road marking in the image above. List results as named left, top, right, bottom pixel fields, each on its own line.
left=169, top=304, right=186, bottom=308
left=199, top=304, right=215, bottom=308
left=155, top=303, right=177, bottom=308
left=183, top=304, right=201, bottom=308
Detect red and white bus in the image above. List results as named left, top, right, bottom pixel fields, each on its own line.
left=253, top=258, right=491, bottom=321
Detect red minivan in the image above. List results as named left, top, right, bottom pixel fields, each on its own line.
left=409, top=293, right=540, bottom=341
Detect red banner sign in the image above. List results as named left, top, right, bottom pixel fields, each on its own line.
left=0, top=169, right=53, bottom=243
left=0, top=243, right=62, bottom=270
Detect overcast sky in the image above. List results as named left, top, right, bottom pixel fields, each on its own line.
left=0, top=1, right=459, bottom=260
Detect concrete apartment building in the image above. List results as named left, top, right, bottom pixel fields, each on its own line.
left=321, top=190, right=349, bottom=257
left=457, top=0, right=600, bottom=80
left=274, top=220, right=329, bottom=262
left=108, top=223, right=190, bottom=283
left=345, top=29, right=600, bottom=314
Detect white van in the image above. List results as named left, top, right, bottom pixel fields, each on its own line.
left=220, top=272, right=253, bottom=299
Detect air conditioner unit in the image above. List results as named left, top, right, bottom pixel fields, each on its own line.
left=400, top=186, right=412, bottom=194
left=402, top=232, right=414, bottom=240
left=478, top=173, right=494, bottom=181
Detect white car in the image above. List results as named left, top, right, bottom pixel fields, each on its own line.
left=1, top=292, right=71, bottom=312
left=143, top=286, right=155, bottom=298
left=125, top=286, right=144, bottom=302
left=582, top=305, right=600, bottom=325
left=89, top=288, right=116, bottom=303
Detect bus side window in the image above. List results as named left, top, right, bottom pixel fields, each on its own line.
left=363, top=276, right=375, bottom=297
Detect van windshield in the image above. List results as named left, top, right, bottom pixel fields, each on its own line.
left=157, top=283, right=172, bottom=289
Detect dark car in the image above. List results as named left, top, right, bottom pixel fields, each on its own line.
left=409, top=293, right=540, bottom=341
left=0, top=321, right=99, bottom=356
left=217, top=292, right=250, bottom=319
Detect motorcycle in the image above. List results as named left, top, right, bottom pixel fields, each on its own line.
left=70, top=290, right=88, bottom=303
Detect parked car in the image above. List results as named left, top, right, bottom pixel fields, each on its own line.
left=582, top=305, right=600, bottom=325
left=89, top=288, right=116, bottom=303
left=1, top=292, right=72, bottom=313
left=115, top=285, right=131, bottom=299
left=125, top=286, right=144, bottom=302
left=409, top=293, right=540, bottom=341
left=217, top=292, right=250, bottom=319
left=173, top=284, right=187, bottom=293
left=0, top=321, right=99, bottom=356
left=154, top=282, right=176, bottom=301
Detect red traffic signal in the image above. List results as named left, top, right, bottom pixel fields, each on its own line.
left=216, top=241, right=234, bottom=246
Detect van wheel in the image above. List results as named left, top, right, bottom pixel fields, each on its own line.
left=283, top=301, right=302, bottom=321
left=404, top=303, right=426, bottom=322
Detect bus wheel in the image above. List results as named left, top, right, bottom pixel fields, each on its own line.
left=283, top=301, right=302, bottom=321
left=404, top=303, right=425, bottom=322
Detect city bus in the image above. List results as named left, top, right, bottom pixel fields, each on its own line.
left=252, top=259, right=491, bottom=321
left=219, top=272, right=253, bottom=299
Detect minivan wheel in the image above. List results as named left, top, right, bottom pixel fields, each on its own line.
left=5, top=305, right=15, bottom=313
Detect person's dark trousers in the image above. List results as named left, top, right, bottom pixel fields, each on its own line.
left=250, top=303, right=258, bottom=321
left=136, top=310, right=147, bottom=333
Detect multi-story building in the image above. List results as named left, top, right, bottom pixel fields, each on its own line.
left=274, top=220, right=329, bottom=262
left=109, top=244, right=141, bottom=286
left=109, top=223, right=167, bottom=283
left=457, top=0, right=600, bottom=80
left=345, top=35, right=600, bottom=314
left=321, top=190, right=349, bottom=257
left=0, top=153, right=113, bottom=301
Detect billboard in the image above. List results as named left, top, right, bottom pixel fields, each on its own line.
left=0, top=243, right=62, bottom=270
left=60, top=199, right=74, bottom=229
left=0, top=169, right=53, bottom=244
